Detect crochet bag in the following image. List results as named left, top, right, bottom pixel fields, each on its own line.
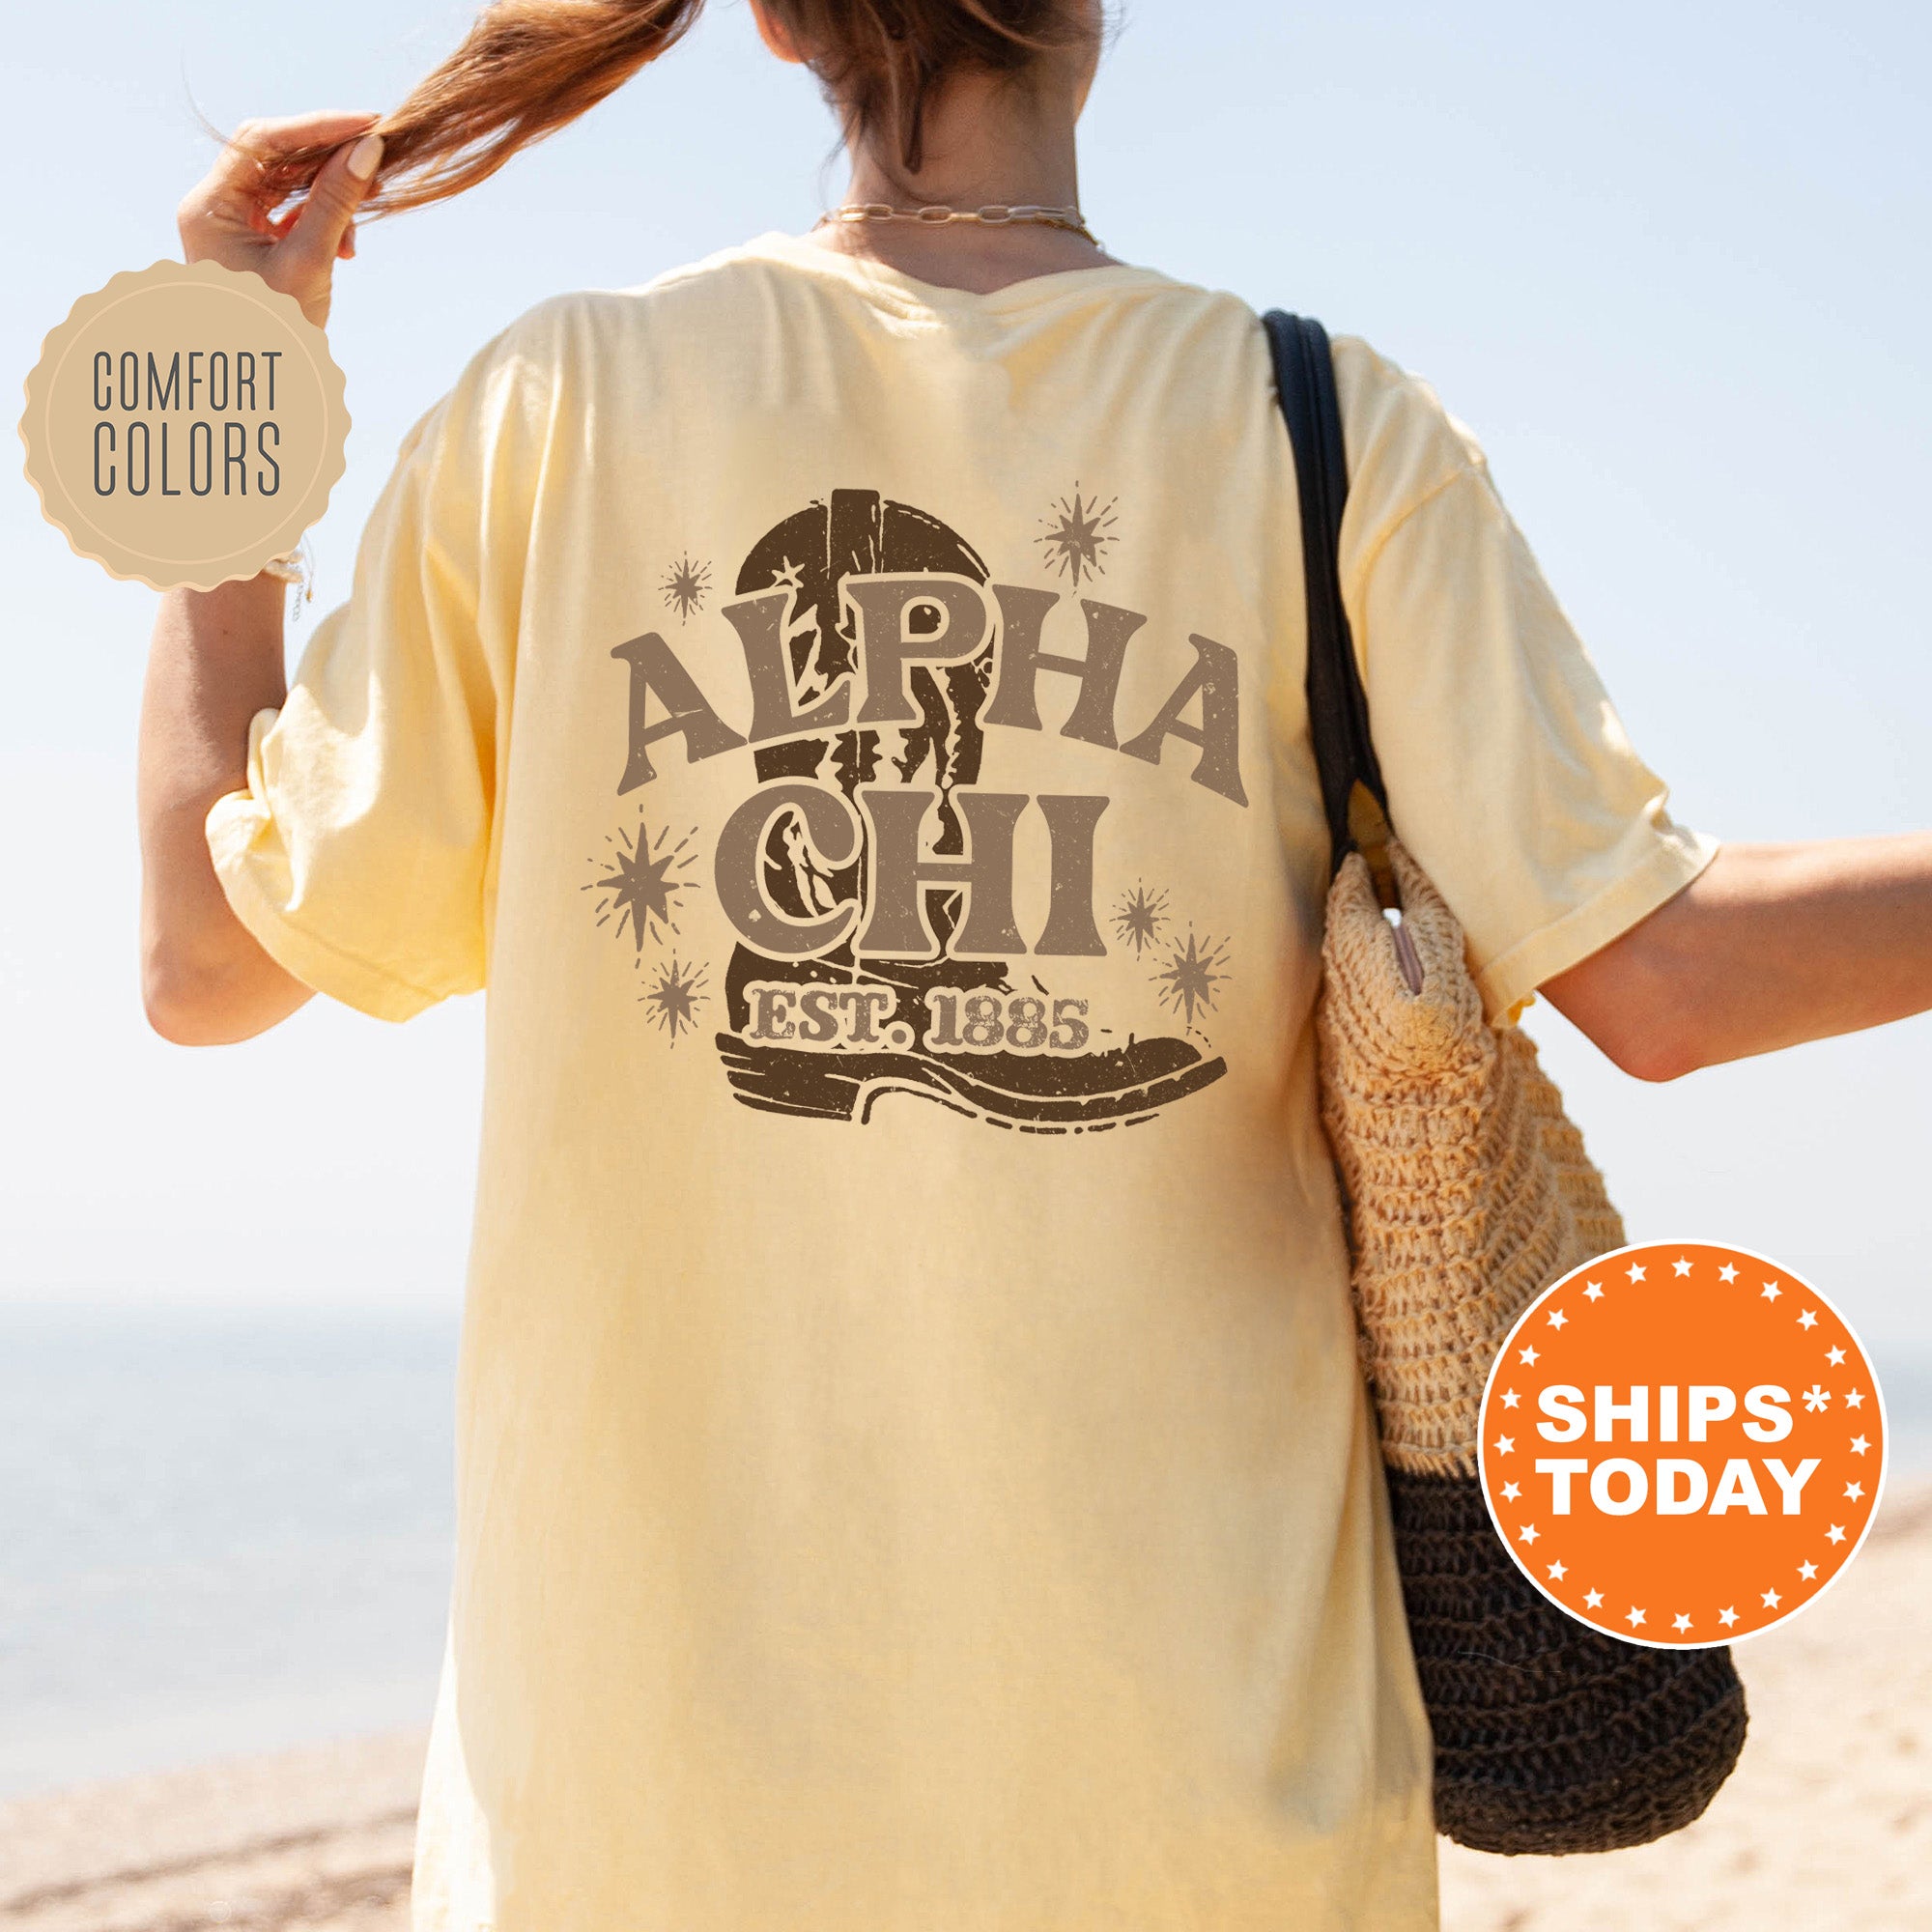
left=1264, top=310, right=1748, bottom=1855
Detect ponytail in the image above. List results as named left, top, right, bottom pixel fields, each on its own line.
left=252, top=0, right=705, bottom=216
left=248, top=0, right=1094, bottom=216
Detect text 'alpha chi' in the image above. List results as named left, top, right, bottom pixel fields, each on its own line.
left=611, top=568, right=1251, bottom=965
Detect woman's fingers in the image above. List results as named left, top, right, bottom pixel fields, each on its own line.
left=179, top=110, right=379, bottom=254
left=281, top=134, right=384, bottom=294
left=177, top=114, right=384, bottom=330
left=200, top=109, right=383, bottom=199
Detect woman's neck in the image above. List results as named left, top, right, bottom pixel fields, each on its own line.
left=806, top=68, right=1115, bottom=294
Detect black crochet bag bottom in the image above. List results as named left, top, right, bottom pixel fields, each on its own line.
left=1386, top=1469, right=1749, bottom=1854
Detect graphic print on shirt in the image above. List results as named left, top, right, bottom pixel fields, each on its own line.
left=661, top=552, right=711, bottom=624
left=593, top=487, right=1245, bottom=1130
left=583, top=820, right=709, bottom=1041
left=1036, top=484, right=1117, bottom=586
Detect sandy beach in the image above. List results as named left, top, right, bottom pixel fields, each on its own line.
left=3, top=1485, right=1925, bottom=1932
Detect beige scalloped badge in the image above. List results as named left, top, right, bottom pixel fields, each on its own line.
left=20, top=260, right=348, bottom=591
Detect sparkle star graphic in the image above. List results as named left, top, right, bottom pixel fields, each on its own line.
left=1584, top=1588, right=1605, bottom=1609
left=641, top=955, right=708, bottom=1043
left=1851, top=1435, right=1870, bottom=1456
left=1494, top=1435, right=1516, bottom=1455
left=1719, top=1264, right=1739, bottom=1283
left=1798, top=1308, right=1819, bottom=1329
left=661, top=552, right=712, bottom=623
left=1718, top=1605, right=1739, bottom=1627
left=1798, top=1560, right=1819, bottom=1580
left=1036, top=483, right=1120, bottom=586
left=1762, top=1588, right=1782, bottom=1608
left=1111, top=881, right=1170, bottom=956
left=1844, top=1482, right=1864, bottom=1503
left=1672, top=1612, right=1693, bottom=1632
left=1520, top=1345, right=1540, bottom=1366
left=1151, top=929, right=1232, bottom=1034
left=1627, top=1263, right=1647, bottom=1282
left=1583, top=1281, right=1605, bottom=1300
left=1673, top=1257, right=1693, bottom=1277
left=1501, top=1482, right=1521, bottom=1501
left=1762, top=1281, right=1782, bottom=1301
left=1518, top=1522, right=1540, bottom=1545
left=768, top=556, right=805, bottom=592
left=1626, top=1606, right=1646, bottom=1629
left=1826, top=1523, right=1847, bottom=1545
left=1547, top=1560, right=1567, bottom=1581
left=1803, top=1383, right=1831, bottom=1412
left=1827, top=1346, right=1847, bottom=1366
left=1501, top=1388, right=1521, bottom=1408
left=584, top=817, right=701, bottom=951
left=1548, top=1308, right=1569, bottom=1329
left=1844, top=1388, right=1865, bottom=1409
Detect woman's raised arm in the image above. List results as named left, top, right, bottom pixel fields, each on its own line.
left=138, top=113, right=384, bottom=1044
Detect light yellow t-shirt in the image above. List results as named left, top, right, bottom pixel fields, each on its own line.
left=208, top=231, right=1715, bottom=1932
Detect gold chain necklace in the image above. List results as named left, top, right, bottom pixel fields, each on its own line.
left=817, top=201, right=1100, bottom=247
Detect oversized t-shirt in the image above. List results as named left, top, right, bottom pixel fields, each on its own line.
left=207, top=231, right=1716, bottom=1932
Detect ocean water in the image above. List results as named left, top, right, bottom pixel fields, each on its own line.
left=0, top=1304, right=460, bottom=1799
left=1, top=1302, right=1927, bottom=1804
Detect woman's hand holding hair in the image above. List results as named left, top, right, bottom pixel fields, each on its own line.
left=176, top=110, right=385, bottom=327
left=136, top=113, right=388, bottom=1044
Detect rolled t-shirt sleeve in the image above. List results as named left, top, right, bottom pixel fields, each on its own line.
left=1334, top=346, right=1717, bottom=1021
left=206, top=317, right=552, bottom=1021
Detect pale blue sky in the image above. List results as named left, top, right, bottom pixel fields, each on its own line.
left=5, top=3, right=1928, bottom=1362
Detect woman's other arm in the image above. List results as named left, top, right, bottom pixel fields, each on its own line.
left=140, top=112, right=384, bottom=1044
left=1544, top=835, right=1932, bottom=1081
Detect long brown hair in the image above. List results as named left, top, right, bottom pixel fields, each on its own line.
left=252, top=0, right=1093, bottom=217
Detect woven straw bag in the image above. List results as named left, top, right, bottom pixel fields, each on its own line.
left=1265, top=312, right=1748, bottom=1855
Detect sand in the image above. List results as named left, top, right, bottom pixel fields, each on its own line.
left=4, top=1486, right=1926, bottom=1932
left=0, top=1731, right=420, bottom=1932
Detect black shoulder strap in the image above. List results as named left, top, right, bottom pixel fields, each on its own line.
left=1263, top=310, right=1392, bottom=879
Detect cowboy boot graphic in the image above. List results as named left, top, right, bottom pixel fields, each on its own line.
left=716, top=488, right=1224, bottom=1130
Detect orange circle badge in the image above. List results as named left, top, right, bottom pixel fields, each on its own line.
left=1478, top=1241, right=1887, bottom=1647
